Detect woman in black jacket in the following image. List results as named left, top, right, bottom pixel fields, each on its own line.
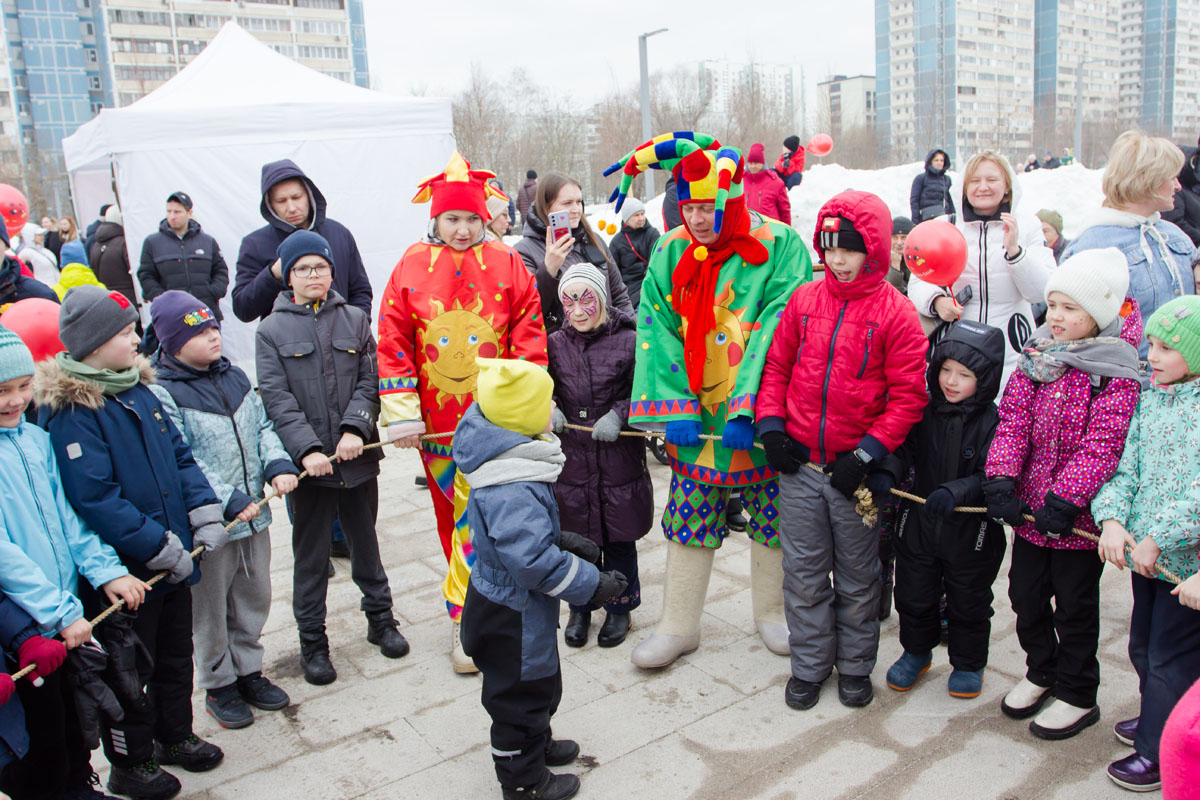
left=607, top=197, right=660, bottom=309
left=910, top=149, right=954, bottom=221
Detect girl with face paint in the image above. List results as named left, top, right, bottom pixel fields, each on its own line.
left=548, top=264, right=653, bottom=649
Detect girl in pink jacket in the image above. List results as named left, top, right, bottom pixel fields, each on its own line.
left=984, top=247, right=1142, bottom=740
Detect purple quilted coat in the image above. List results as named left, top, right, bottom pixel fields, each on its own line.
left=548, top=310, right=653, bottom=545
left=985, top=299, right=1143, bottom=550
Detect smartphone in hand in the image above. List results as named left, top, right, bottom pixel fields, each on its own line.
left=548, top=210, right=571, bottom=242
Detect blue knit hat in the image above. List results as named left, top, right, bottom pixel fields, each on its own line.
left=277, top=230, right=334, bottom=286
left=0, top=326, right=34, bottom=383
left=150, top=290, right=219, bottom=357
left=60, top=240, right=88, bottom=268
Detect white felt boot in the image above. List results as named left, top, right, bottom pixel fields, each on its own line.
left=1030, top=698, right=1101, bottom=740
left=631, top=540, right=714, bottom=669
left=1001, top=677, right=1052, bottom=718
left=451, top=620, right=478, bottom=674
left=750, top=544, right=790, bottom=656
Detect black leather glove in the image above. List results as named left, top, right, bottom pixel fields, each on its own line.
left=558, top=530, right=601, bottom=564
left=589, top=570, right=629, bottom=607
left=828, top=453, right=870, bottom=499
left=66, top=641, right=125, bottom=750
left=1033, top=492, right=1084, bottom=540
left=864, top=470, right=896, bottom=506
left=762, top=431, right=807, bottom=475
left=925, top=487, right=957, bottom=519
left=982, top=477, right=1029, bottom=526
left=92, top=610, right=152, bottom=715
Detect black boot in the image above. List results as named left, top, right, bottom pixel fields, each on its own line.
left=725, top=496, right=749, bottom=533
left=596, top=612, right=631, bottom=647
left=106, top=758, right=181, bottom=800
left=501, top=770, right=581, bottom=800
left=154, top=734, right=224, bottom=772
left=299, top=630, right=337, bottom=685
left=563, top=610, right=590, bottom=648
left=544, top=738, right=580, bottom=766
left=366, top=611, right=411, bottom=659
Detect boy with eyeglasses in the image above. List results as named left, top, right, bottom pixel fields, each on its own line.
left=255, top=231, right=408, bottom=686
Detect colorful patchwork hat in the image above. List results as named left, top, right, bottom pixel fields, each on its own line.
left=413, top=152, right=509, bottom=222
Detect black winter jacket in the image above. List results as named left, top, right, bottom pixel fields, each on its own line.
left=254, top=289, right=382, bottom=489
left=909, top=149, right=954, bottom=221
left=1166, top=148, right=1200, bottom=246
left=232, top=159, right=373, bottom=322
left=662, top=177, right=682, bottom=231
left=90, top=221, right=138, bottom=307
left=138, top=219, right=228, bottom=319
left=609, top=222, right=660, bottom=309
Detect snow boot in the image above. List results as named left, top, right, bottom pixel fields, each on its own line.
left=725, top=495, right=748, bottom=533
left=366, top=611, right=410, bottom=659
left=106, top=758, right=180, bottom=800
left=563, top=610, right=590, bottom=648
left=596, top=612, right=631, bottom=647
left=299, top=630, right=337, bottom=685
left=153, top=734, right=223, bottom=772
left=452, top=619, right=479, bottom=674
left=544, top=738, right=580, bottom=767
left=1114, top=716, right=1139, bottom=746
left=631, top=539, right=713, bottom=669
left=886, top=650, right=932, bottom=691
left=947, top=668, right=985, bottom=698
left=501, top=770, right=580, bottom=800
left=750, top=544, right=789, bottom=656
left=1107, top=753, right=1160, bottom=792
left=1030, top=699, right=1100, bottom=740
left=1001, top=677, right=1053, bottom=719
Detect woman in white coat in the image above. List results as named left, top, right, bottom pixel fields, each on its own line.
left=908, top=151, right=1057, bottom=385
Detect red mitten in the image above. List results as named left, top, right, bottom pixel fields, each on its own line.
left=18, top=635, right=66, bottom=681
left=0, top=674, right=14, bottom=704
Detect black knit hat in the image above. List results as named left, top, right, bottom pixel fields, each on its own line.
left=783, top=135, right=801, bottom=152
left=819, top=216, right=867, bottom=255
left=892, top=216, right=915, bottom=236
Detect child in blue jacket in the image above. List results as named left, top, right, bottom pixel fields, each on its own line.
left=35, top=286, right=227, bottom=800
left=455, top=358, right=627, bottom=800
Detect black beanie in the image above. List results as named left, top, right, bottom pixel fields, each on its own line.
left=892, top=216, right=915, bottom=236
left=819, top=216, right=868, bottom=255
left=526, top=169, right=537, bottom=179
left=783, top=135, right=801, bottom=152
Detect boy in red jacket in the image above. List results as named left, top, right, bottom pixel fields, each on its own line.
left=757, top=190, right=928, bottom=711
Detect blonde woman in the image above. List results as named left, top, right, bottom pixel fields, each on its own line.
left=1063, top=131, right=1196, bottom=360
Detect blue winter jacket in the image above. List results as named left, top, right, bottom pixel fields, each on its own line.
left=0, top=594, right=32, bottom=769
left=150, top=353, right=297, bottom=541
left=454, top=404, right=599, bottom=680
left=231, top=159, right=373, bottom=322
left=0, top=421, right=126, bottom=633
left=35, top=356, right=220, bottom=585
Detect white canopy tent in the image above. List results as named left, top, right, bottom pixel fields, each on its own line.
left=62, top=21, right=454, bottom=378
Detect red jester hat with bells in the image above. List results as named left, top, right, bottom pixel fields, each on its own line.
left=412, top=151, right=509, bottom=222
left=605, top=132, right=768, bottom=394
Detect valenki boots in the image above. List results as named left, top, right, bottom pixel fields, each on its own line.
left=452, top=619, right=478, bottom=674
left=631, top=539, right=714, bottom=669
left=750, top=544, right=790, bottom=655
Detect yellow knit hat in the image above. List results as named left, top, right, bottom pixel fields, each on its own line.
left=475, top=357, right=554, bottom=436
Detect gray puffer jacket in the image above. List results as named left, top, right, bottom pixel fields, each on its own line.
left=254, top=289, right=383, bottom=488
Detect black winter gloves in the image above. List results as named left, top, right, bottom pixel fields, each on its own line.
left=762, top=431, right=808, bottom=475
left=1034, top=492, right=1084, bottom=539
left=864, top=471, right=896, bottom=506
left=828, top=453, right=869, bottom=499
left=67, top=642, right=125, bottom=750
left=924, top=487, right=957, bottom=519
left=983, top=477, right=1028, bottom=527
left=589, top=570, right=628, bottom=607
left=559, top=530, right=601, bottom=564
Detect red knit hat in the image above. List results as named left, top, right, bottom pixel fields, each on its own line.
left=412, top=152, right=508, bottom=221
left=747, top=142, right=766, bottom=164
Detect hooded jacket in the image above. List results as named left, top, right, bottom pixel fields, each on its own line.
left=0, top=223, right=56, bottom=306
left=608, top=221, right=661, bottom=309
left=743, top=167, right=792, bottom=226
left=514, top=213, right=634, bottom=333
left=34, top=356, right=219, bottom=585
left=0, top=420, right=127, bottom=634
left=454, top=403, right=599, bottom=680
left=15, top=226, right=57, bottom=287
left=879, top=321, right=1005, bottom=553
left=909, top=148, right=954, bottom=221
left=51, top=263, right=103, bottom=301
left=985, top=300, right=1143, bottom=550
left=150, top=353, right=297, bottom=540
left=138, top=219, right=228, bottom=319
left=907, top=156, right=1057, bottom=385
left=758, top=191, right=929, bottom=464
left=232, top=160, right=373, bottom=322
left=91, top=220, right=138, bottom=308
left=549, top=310, right=652, bottom=546
left=254, top=289, right=382, bottom=489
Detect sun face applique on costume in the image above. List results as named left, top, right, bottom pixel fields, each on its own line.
left=419, top=296, right=500, bottom=408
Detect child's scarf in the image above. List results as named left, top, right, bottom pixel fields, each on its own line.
left=1016, top=318, right=1142, bottom=385
left=55, top=351, right=140, bottom=395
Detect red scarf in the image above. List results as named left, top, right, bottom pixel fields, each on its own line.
left=672, top=197, right=768, bottom=394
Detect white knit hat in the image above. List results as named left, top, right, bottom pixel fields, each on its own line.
left=558, top=263, right=609, bottom=307
left=620, top=196, right=645, bottom=223
left=1044, top=247, right=1129, bottom=330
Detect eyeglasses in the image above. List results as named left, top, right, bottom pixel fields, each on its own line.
left=291, top=265, right=331, bottom=278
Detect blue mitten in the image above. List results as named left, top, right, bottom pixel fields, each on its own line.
left=721, top=417, right=755, bottom=451
left=664, top=420, right=702, bottom=448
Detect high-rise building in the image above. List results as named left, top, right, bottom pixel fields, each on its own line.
left=698, top=59, right=798, bottom=128
left=817, top=74, right=877, bottom=137
left=2, top=0, right=369, bottom=208
left=875, top=0, right=1036, bottom=164
left=1118, top=0, right=1200, bottom=141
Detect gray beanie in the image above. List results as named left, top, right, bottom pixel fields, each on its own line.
left=620, top=196, right=646, bottom=224
left=558, top=263, right=609, bottom=307
left=59, top=285, right=139, bottom=359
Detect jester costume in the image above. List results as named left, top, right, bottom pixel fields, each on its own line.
left=603, top=132, right=812, bottom=668
left=377, top=153, right=547, bottom=642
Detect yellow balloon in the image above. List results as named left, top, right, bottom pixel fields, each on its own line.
left=607, top=223, right=617, bottom=235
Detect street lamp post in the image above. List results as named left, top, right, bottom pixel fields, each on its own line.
left=1074, top=56, right=1101, bottom=166
left=639, top=28, right=667, bottom=200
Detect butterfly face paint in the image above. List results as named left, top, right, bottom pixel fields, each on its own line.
left=560, top=284, right=603, bottom=332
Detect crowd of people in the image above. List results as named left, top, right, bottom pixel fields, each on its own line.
left=0, top=126, right=1199, bottom=800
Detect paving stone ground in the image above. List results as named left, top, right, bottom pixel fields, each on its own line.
left=95, top=450, right=1148, bottom=799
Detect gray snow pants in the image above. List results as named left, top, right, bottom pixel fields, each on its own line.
left=191, top=531, right=273, bottom=689
left=778, top=467, right=881, bottom=682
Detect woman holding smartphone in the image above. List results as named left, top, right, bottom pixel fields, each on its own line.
left=514, top=172, right=634, bottom=333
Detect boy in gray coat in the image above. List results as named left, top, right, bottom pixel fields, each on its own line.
left=455, top=357, right=627, bottom=800
left=255, top=231, right=408, bottom=686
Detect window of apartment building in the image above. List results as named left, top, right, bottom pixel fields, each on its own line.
left=301, top=20, right=346, bottom=36
left=88, top=75, right=102, bottom=90
left=83, top=22, right=94, bottom=36
left=13, top=74, right=26, bottom=90
left=86, top=48, right=97, bottom=63
left=116, top=65, right=176, bottom=82
left=17, top=102, right=29, bottom=116
left=112, top=38, right=174, bottom=55
left=270, top=43, right=295, bottom=57
left=297, top=45, right=348, bottom=60
left=247, top=0, right=291, bottom=4
left=296, top=0, right=345, bottom=9
left=320, top=70, right=351, bottom=82
left=240, top=17, right=292, bottom=32
left=177, top=40, right=206, bottom=56
left=90, top=101, right=102, bottom=115
left=176, top=14, right=230, bottom=29
left=80, top=0, right=91, bottom=7
left=119, top=91, right=141, bottom=105
left=108, top=10, right=170, bottom=26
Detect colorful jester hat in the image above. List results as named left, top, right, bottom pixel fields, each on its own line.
left=412, top=151, right=509, bottom=222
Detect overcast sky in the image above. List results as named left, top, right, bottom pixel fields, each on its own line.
left=360, top=0, right=876, bottom=118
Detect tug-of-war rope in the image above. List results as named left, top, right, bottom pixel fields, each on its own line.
left=19, top=422, right=1174, bottom=681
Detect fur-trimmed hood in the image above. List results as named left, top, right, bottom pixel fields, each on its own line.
left=34, top=355, right=156, bottom=412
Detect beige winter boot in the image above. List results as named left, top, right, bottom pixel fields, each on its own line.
left=750, top=544, right=790, bottom=656
left=631, top=539, right=715, bottom=669
left=451, top=619, right=478, bottom=674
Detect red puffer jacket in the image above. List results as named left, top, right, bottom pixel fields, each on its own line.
left=743, top=168, right=792, bottom=226
left=757, top=191, right=928, bottom=463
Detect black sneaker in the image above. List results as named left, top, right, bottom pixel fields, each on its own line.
left=330, top=538, right=351, bottom=559
left=725, top=497, right=749, bottom=533
left=237, top=671, right=290, bottom=711
left=544, top=738, right=580, bottom=767
left=107, top=758, right=181, bottom=800
left=784, top=677, right=821, bottom=710
left=154, top=733, right=224, bottom=773
left=66, top=772, right=121, bottom=800
left=205, top=683, right=254, bottom=729
left=415, top=474, right=428, bottom=487
left=501, top=770, right=580, bottom=800
left=838, top=674, right=874, bottom=707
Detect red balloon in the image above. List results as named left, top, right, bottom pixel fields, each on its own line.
left=903, top=219, right=968, bottom=286
left=1, top=298, right=64, bottom=362
left=807, top=133, right=833, bottom=157
left=0, top=184, right=28, bottom=238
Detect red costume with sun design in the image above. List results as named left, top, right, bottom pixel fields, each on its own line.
left=377, top=153, right=547, bottom=620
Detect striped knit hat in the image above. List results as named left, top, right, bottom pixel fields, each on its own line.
left=0, top=326, right=34, bottom=383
